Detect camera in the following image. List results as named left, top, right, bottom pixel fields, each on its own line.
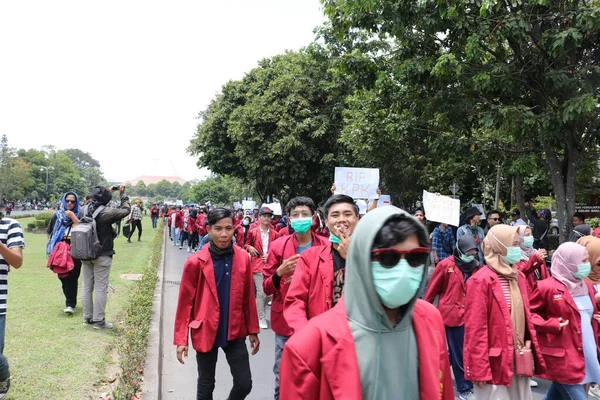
left=111, top=186, right=121, bottom=191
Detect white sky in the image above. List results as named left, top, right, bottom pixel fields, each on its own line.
left=0, top=1, right=326, bottom=182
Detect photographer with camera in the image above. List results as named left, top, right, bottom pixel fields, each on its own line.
left=81, top=185, right=130, bottom=330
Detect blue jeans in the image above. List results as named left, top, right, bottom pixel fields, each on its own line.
left=151, top=216, right=158, bottom=229
left=0, top=315, right=9, bottom=381
left=445, top=326, right=472, bottom=392
left=273, top=334, right=289, bottom=400
left=544, top=382, right=587, bottom=400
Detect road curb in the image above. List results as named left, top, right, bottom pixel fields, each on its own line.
left=141, top=227, right=167, bottom=400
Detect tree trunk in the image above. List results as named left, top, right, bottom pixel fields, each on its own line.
left=545, top=143, right=581, bottom=244
left=494, top=163, right=501, bottom=209
left=510, top=176, right=516, bottom=209
left=514, top=173, right=526, bottom=222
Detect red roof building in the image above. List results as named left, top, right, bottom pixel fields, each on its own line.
left=126, top=176, right=187, bottom=186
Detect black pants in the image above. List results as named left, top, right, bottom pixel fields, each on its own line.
left=180, top=231, right=188, bottom=247
left=188, top=232, right=199, bottom=249
left=59, top=259, right=81, bottom=308
left=128, top=220, right=142, bottom=240
left=196, top=338, right=252, bottom=400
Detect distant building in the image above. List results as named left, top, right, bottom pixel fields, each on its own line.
left=125, top=176, right=187, bottom=186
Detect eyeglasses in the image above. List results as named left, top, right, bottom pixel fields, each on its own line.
left=372, top=247, right=431, bottom=268
left=489, top=218, right=501, bottom=221
left=65, top=200, right=76, bottom=204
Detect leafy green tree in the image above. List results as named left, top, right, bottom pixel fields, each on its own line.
left=154, top=179, right=173, bottom=198
left=0, top=135, right=35, bottom=201
left=134, top=181, right=147, bottom=197
left=189, top=46, right=356, bottom=204
left=321, top=0, right=600, bottom=242
left=171, top=182, right=182, bottom=199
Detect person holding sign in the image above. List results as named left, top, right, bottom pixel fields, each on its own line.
left=457, top=207, right=485, bottom=265
left=284, top=194, right=360, bottom=334
left=262, top=197, right=328, bottom=400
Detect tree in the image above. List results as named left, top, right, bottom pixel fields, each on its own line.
left=154, top=179, right=173, bottom=198
left=321, top=0, right=600, bottom=242
left=134, top=181, right=147, bottom=197
left=0, top=135, right=34, bottom=202
left=61, top=149, right=105, bottom=193
left=189, top=46, right=356, bottom=204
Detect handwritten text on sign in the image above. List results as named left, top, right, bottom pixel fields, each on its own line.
left=422, top=190, right=461, bottom=227
left=334, top=167, right=380, bottom=199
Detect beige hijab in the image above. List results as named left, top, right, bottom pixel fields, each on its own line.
left=483, top=225, right=526, bottom=344
left=578, top=236, right=600, bottom=285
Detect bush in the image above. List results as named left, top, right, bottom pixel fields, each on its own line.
left=588, top=217, right=599, bottom=229
left=26, top=223, right=36, bottom=230
left=112, top=222, right=162, bottom=399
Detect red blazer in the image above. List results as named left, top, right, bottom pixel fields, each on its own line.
left=175, top=211, right=184, bottom=230
left=464, top=266, right=546, bottom=385
left=187, top=216, right=196, bottom=234
left=280, top=300, right=454, bottom=400
left=166, top=210, right=173, bottom=227
left=424, top=256, right=479, bottom=327
left=173, top=245, right=259, bottom=353
left=516, top=253, right=550, bottom=293
left=234, top=225, right=249, bottom=248
left=277, top=226, right=291, bottom=238
left=195, top=214, right=207, bottom=236
left=284, top=245, right=334, bottom=334
left=263, top=233, right=328, bottom=336
left=244, top=227, right=278, bottom=274
left=530, top=277, right=600, bottom=384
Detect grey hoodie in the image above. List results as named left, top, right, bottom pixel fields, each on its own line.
left=344, top=205, right=430, bottom=400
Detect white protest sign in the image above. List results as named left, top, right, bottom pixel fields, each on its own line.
left=355, top=199, right=368, bottom=215
left=334, top=167, right=380, bottom=199
left=261, top=203, right=282, bottom=216
left=233, top=202, right=241, bottom=210
left=242, top=200, right=257, bottom=210
left=377, top=194, right=392, bottom=208
left=472, top=204, right=486, bottom=220
left=422, top=190, right=460, bottom=226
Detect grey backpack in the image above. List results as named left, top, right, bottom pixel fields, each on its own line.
left=71, top=205, right=105, bottom=260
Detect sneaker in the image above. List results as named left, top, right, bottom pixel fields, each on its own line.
left=0, top=377, right=11, bottom=399
left=529, top=379, right=539, bottom=387
left=93, top=320, right=114, bottom=330
left=127, top=238, right=131, bottom=243
left=179, top=246, right=183, bottom=250
left=187, top=247, right=191, bottom=253
left=259, top=318, right=268, bottom=329
left=458, top=390, right=474, bottom=400
left=589, top=385, right=600, bottom=399
left=83, top=318, right=93, bottom=326
left=64, top=306, right=74, bottom=315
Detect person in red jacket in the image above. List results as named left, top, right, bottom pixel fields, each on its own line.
left=529, top=241, right=600, bottom=399
left=515, top=225, right=549, bottom=293
left=284, top=194, right=359, bottom=334
left=263, top=196, right=328, bottom=400
left=280, top=206, right=454, bottom=399
left=245, top=207, right=278, bottom=329
left=186, top=208, right=198, bottom=253
left=234, top=216, right=252, bottom=248
left=166, top=207, right=173, bottom=242
left=463, top=225, right=546, bottom=399
left=424, top=235, right=480, bottom=400
left=175, top=206, right=184, bottom=247
left=174, top=207, right=260, bottom=400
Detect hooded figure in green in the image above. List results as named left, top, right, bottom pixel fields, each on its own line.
left=279, top=206, right=454, bottom=400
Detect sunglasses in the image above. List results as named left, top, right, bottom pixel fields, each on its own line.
left=489, top=218, right=501, bottom=221
left=65, top=200, right=76, bottom=204
left=372, top=247, right=431, bottom=268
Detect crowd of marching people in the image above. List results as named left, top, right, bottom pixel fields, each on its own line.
left=169, top=190, right=600, bottom=400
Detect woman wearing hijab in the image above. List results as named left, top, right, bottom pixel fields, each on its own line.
left=279, top=206, right=454, bottom=399
left=425, top=235, right=480, bottom=400
left=515, top=225, right=549, bottom=293
left=457, top=206, right=485, bottom=265
left=464, top=225, right=545, bottom=400
left=578, top=236, right=600, bottom=301
left=529, top=242, right=600, bottom=399
left=570, top=224, right=592, bottom=243
left=46, top=192, right=81, bottom=315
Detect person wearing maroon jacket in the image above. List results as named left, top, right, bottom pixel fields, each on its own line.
left=175, top=206, right=184, bottom=246
left=424, top=235, right=480, bottom=400
left=186, top=208, right=198, bottom=253
left=233, top=208, right=244, bottom=227
left=262, top=196, right=328, bottom=400
left=234, top=216, right=252, bottom=248
left=174, top=208, right=260, bottom=400
left=284, top=194, right=359, bottom=335
left=166, top=207, right=173, bottom=242
left=245, top=207, right=278, bottom=329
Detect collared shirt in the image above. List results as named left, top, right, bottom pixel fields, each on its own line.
left=130, top=205, right=142, bottom=221
left=431, top=226, right=455, bottom=260
left=260, top=228, right=270, bottom=255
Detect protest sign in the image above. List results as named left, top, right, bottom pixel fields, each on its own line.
left=472, top=204, right=486, bottom=219
left=242, top=200, right=257, bottom=210
left=233, top=202, right=241, bottom=210
left=334, top=167, right=379, bottom=199
left=422, top=190, right=460, bottom=226
left=261, top=203, right=282, bottom=216
left=377, top=195, right=392, bottom=208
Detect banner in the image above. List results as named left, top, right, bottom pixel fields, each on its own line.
left=377, top=195, right=392, bottom=208
left=423, top=190, right=460, bottom=226
left=233, top=202, right=241, bottom=210
left=242, top=200, right=257, bottom=210
left=334, top=167, right=380, bottom=199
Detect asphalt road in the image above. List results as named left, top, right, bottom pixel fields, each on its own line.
left=159, top=229, right=552, bottom=400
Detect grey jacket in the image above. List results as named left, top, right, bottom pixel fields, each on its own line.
left=92, top=195, right=131, bottom=257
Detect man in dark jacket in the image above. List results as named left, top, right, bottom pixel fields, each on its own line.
left=81, top=186, right=130, bottom=329
left=525, top=202, right=551, bottom=250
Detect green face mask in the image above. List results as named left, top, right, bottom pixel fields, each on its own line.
left=502, top=247, right=522, bottom=265
left=329, top=233, right=341, bottom=244
left=291, top=217, right=312, bottom=234
left=523, top=236, right=534, bottom=248
left=372, top=259, right=424, bottom=308
left=574, top=262, right=591, bottom=279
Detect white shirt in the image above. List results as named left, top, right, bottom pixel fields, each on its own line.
left=260, top=228, right=270, bottom=255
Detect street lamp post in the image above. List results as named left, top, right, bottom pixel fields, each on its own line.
left=40, top=166, right=54, bottom=200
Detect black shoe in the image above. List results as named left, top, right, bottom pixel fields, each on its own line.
left=127, top=238, right=131, bottom=243
left=83, top=318, right=94, bottom=326
left=138, top=238, right=141, bottom=242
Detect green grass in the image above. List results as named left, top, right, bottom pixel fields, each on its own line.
left=5, top=217, right=160, bottom=399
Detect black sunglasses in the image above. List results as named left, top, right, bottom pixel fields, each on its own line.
left=65, top=200, right=76, bottom=204
left=489, top=218, right=501, bottom=221
left=372, top=247, right=431, bottom=268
